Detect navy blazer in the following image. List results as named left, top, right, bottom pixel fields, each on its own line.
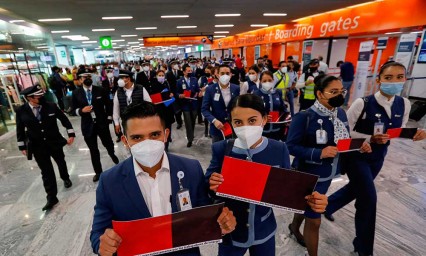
left=254, top=89, right=288, bottom=134
left=176, top=76, right=200, bottom=111
left=201, top=83, right=240, bottom=137
left=286, top=105, right=349, bottom=178
left=206, top=138, right=291, bottom=246
left=90, top=154, right=211, bottom=255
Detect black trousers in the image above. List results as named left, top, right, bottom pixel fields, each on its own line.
left=182, top=110, right=197, bottom=142
left=33, top=144, right=69, bottom=201
left=197, top=96, right=204, bottom=123
left=54, top=89, right=65, bottom=111
left=84, top=125, right=115, bottom=174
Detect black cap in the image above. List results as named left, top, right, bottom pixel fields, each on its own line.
left=223, top=58, right=234, bottom=64
left=119, top=69, right=134, bottom=77
left=21, top=84, right=44, bottom=97
left=77, top=69, right=92, bottom=77
left=141, top=60, right=150, bottom=66
left=169, top=58, right=180, bottom=65
left=189, top=58, right=197, bottom=63
left=309, top=59, right=320, bottom=65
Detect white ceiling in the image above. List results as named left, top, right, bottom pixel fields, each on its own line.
left=0, top=0, right=371, bottom=51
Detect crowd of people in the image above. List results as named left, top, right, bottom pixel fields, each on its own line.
left=15, top=54, right=426, bottom=256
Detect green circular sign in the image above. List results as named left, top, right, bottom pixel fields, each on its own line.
left=102, top=38, right=111, bottom=47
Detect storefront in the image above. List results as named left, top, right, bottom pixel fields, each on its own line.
left=212, top=0, right=426, bottom=100
left=0, top=13, right=56, bottom=135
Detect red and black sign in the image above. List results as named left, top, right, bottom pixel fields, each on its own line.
left=113, top=203, right=224, bottom=256
left=216, top=157, right=318, bottom=213
left=387, top=128, right=417, bottom=139
left=337, top=138, right=365, bottom=152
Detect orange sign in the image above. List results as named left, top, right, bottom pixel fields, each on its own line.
left=212, top=0, right=426, bottom=49
left=143, top=36, right=212, bottom=47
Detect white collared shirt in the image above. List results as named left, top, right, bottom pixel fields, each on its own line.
left=133, top=153, right=172, bottom=217
left=347, top=91, right=411, bottom=139
left=112, top=83, right=151, bottom=125
left=219, top=83, right=231, bottom=106
left=241, top=80, right=260, bottom=95
left=28, top=102, right=42, bottom=117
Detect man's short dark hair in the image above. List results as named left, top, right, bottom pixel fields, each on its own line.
left=121, top=102, right=165, bottom=135
left=218, top=64, right=230, bottom=72
left=182, top=64, right=191, bottom=72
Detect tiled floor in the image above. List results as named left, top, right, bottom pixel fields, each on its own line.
left=0, top=115, right=425, bottom=256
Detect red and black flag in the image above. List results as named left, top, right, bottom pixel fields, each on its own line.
left=387, top=128, right=417, bottom=139
left=113, top=203, right=224, bottom=256
left=216, top=157, right=318, bottom=214
left=337, top=138, right=365, bottom=152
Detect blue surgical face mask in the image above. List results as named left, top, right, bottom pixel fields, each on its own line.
left=380, top=82, right=404, bottom=96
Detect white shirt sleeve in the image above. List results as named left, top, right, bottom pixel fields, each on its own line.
left=402, top=97, right=411, bottom=128
left=113, top=92, right=120, bottom=125
left=296, top=73, right=306, bottom=89
left=347, top=98, right=371, bottom=139
left=143, top=88, right=152, bottom=102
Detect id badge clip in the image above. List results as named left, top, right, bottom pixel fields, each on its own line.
left=90, top=107, right=96, bottom=120
left=316, top=119, right=327, bottom=144
left=374, top=114, right=384, bottom=135
left=176, top=171, right=192, bottom=212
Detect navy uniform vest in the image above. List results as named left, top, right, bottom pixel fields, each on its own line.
left=116, top=84, right=145, bottom=116
left=353, top=95, right=405, bottom=135
left=247, top=79, right=258, bottom=94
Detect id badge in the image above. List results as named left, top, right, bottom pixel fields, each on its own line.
left=176, top=189, right=192, bottom=211
left=374, top=122, right=384, bottom=135
left=316, top=129, right=327, bottom=144
left=214, top=93, right=220, bottom=101
left=90, top=111, right=96, bottom=120
left=182, top=83, right=187, bottom=90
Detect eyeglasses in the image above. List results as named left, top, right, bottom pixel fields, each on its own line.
left=324, top=89, right=347, bottom=96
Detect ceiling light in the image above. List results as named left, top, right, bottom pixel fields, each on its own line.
left=135, top=27, right=157, bottom=30
left=155, top=46, right=162, bottom=48
left=92, top=28, right=115, bottom=32
left=111, top=39, right=125, bottom=42
left=186, top=44, right=193, bottom=46
left=215, top=14, right=241, bottom=17
left=82, top=44, right=93, bottom=46
left=121, top=35, right=137, bottom=37
left=410, top=31, right=423, bottom=34
left=37, top=46, right=50, bottom=49
left=161, top=15, right=189, bottom=18
left=51, top=30, right=69, bottom=33
left=215, top=24, right=234, bottom=28
left=62, top=35, right=90, bottom=41
left=214, top=31, right=229, bottom=34
left=128, top=42, right=139, bottom=44
left=263, top=13, right=287, bottom=16
left=119, top=44, right=125, bottom=47
left=177, top=26, right=197, bottom=29
left=138, top=38, right=144, bottom=41
left=102, top=16, right=133, bottom=20
left=38, top=18, right=72, bottom=22
left=251, top=24, right=268, bottom=27
left=214, top=35, right=226, bottom=38
left=82, top=41, right=97, bottom=44
left=9, top=20, right=25, bottom=23
left=385, top=32, right=402, bottom=35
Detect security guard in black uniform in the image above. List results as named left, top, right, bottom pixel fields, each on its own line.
left=71, top=71, right=119, bottom=182
left=16, top=84, right=75, bottom=211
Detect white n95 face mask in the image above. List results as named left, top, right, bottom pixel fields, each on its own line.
left=248, top=74, right=257, bottom=82
left=219, top=74, right=231, bottom=85
left=130, top=139, right=165, bottom=168
left=261, top=82, right=274, bottom=92
left=233, top=125, right=264, bottom=149
left=107, top=73, right=114, bottom=79
left=280, top=67, right=288, bottom=73
left=118, top=79, right=125, bottom=87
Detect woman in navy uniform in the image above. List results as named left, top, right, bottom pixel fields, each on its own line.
left=206, top=94, right=328, bottom=256
left=240, top=65, right=260, bottom=94
left=325, top=61, right=426, bottom=256
left=286, top=75, right=371, bottom=256
left=149, top=70, right=176, bottom=151
left=198, top=66, right=216, bottom=137
left=253, top=71, right=289, bottom=141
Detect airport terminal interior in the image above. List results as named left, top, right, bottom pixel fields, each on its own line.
left=0, top=0, right=426, bottom=255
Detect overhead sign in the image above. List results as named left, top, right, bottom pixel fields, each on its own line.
left=212, top=0, right=426, bottom=49
left=143, top=36, right=212, bottom=47
left=99, top=36, right=112, bottom=49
